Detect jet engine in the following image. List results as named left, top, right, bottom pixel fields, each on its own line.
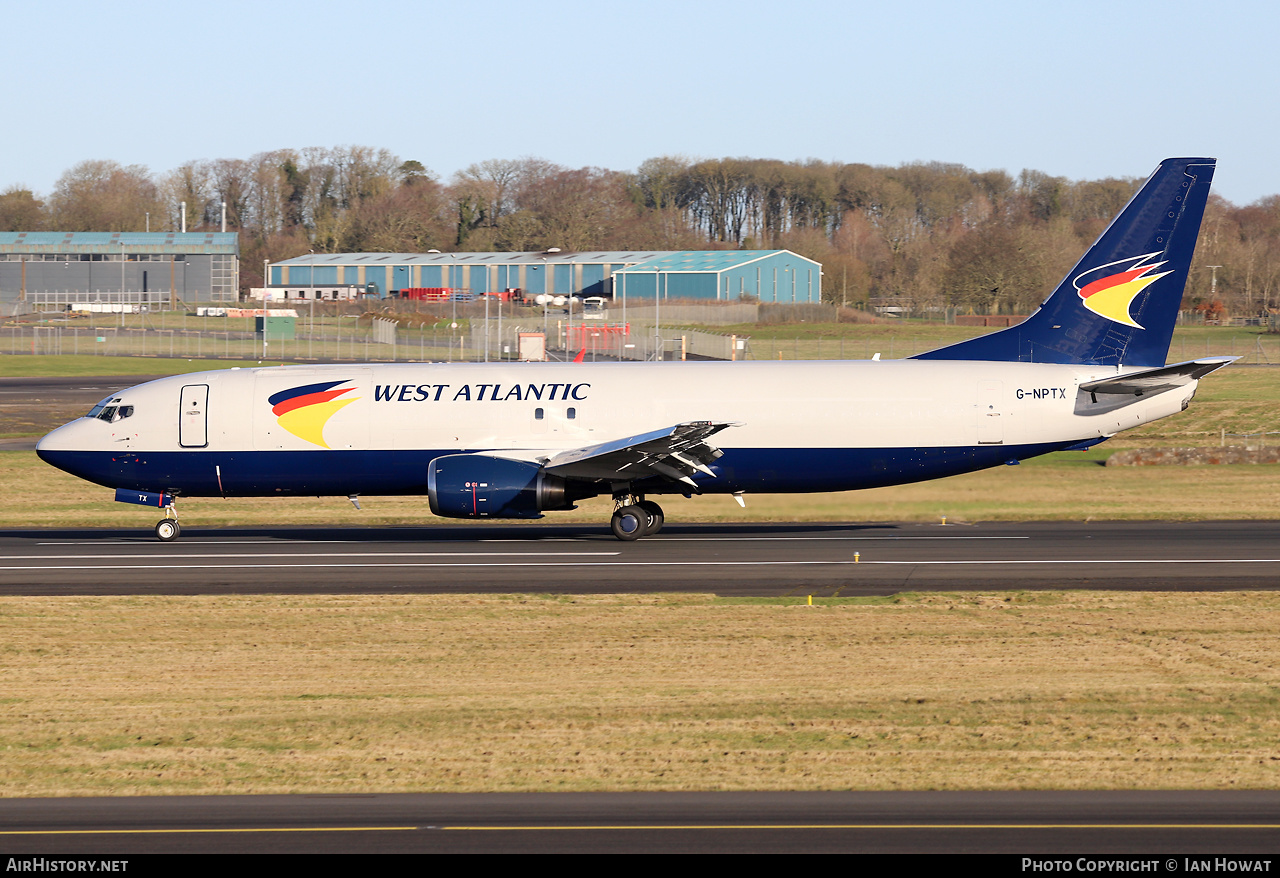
left=427, top=454, right=572, bottom=519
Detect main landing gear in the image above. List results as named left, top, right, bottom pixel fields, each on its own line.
left=610, top=495, right=664, bottom=541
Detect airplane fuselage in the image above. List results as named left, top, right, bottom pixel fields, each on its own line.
left=36, top=358, right=1196, bottom=501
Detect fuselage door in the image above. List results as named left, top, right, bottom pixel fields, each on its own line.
left=977, top=380, right=1004, bottom=445
left=179, top=384, right=209, bottom=448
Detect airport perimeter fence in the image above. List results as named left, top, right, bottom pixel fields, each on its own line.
left=1, top=321, right=976, bottom=363
left=1220, top=431, right=1280, bottom=446
left=5, top=308, right=1280, bottom=364
left=0, top=318, right=745, bottom=363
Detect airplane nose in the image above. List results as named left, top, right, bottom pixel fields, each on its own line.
left=35, top=418, right=108, bottom=484
left=36, top=418, right=88, bottom=454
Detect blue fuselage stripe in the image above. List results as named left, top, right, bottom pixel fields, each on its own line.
left=37, top=442, right=1072, bottom=498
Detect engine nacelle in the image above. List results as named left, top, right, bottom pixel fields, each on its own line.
left=427, top=454, right=571, bottom=519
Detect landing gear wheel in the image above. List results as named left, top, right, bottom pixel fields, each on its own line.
left=155, top=519, right=181, bottom=542
left=610, top=505, right=646, bottom=541
left=638, top=500, right=665, bottom=535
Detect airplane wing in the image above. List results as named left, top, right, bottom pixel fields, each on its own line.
left=542, top=421, right=735, bottom=489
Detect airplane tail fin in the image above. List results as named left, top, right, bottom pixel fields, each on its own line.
left=912, top=157, right=1216, bottom=367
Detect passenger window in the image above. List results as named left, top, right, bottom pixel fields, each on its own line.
left=534, top=408, right=544, bottom=420
left=567, top=407, right=576, bottom=419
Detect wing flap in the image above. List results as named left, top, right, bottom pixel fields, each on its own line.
left=544, top=421, right=735, bottom=488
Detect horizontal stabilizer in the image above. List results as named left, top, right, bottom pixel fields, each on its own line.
left=545, top=421, right=735, bottom=487
left=1074, top=357, right=1236, bottom=415
left=1079, top=357, right=1237, bottom=396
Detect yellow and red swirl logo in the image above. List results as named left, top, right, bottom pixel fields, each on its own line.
left=1074, top=254, right=1172, bottom=329
left=267, top=380, right=359, bottom=448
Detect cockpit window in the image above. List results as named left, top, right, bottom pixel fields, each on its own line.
left=86, top=395, right=114, bottom=419
left=88, top=397, right=129, bottom=422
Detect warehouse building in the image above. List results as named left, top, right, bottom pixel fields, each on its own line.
left=268, top=249, right=821, bottom=303
left=0, top=232, right=240, bottom=305
left=613, top=251, right=821, bottom=303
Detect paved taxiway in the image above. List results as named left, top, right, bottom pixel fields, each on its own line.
left=1, top=520, right=1277, bottom=595
left=3, top=791, right=1279, bottom=853
left=0, top=375, right=157, bottom=448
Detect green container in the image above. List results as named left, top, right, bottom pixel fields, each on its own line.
left=255, top=315, right=295, bottom=340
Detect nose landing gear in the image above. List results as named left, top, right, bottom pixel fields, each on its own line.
left=113, top=489, right=182, bottom=542
left=155, top=503, right=181, bottom=542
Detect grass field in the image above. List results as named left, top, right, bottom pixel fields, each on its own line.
left=6, top=319, right=1280, bottom=364
left=0, top=355, right=270, bottom=378
left=698, top=322, right=1280, bottom=363
left=1, top=345, right=1277, bottom=799
left=6, top=447, right=1280, bottom=529
left=4, top=591, right=1280, bottom=797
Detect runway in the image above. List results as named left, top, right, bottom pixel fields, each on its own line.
left=1, top=520, right=1278, bottom=595
left=0, top=375, right=158, bottom=447
left=3, top=790, right=1279, bottom=853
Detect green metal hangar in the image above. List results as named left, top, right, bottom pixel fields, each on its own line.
left=267, top=249, right=821, bottom=302
left=613, top=251, right=821, bottom=302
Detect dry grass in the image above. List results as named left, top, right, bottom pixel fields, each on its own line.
left=3, top=592, right=1280, bottom=797
left=5, top=448, right=1280, bottom=530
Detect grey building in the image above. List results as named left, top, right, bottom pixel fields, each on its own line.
left=0, top=232, right=241, bottom=306
left=269, top=249, right=821, bottom=302
left=270, top=250, right=669, bottom=299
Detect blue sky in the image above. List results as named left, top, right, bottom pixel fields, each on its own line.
left=4, top=0, right=1274, bottom=204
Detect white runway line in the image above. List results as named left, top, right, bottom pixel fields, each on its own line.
left=38, top=540, right=368, bottom=546
left=480, top=536, right=1033, bottom=543
left=3, top=559, right=1279, bottom=571
left=3, top=551, right=619, bottom=562
left=657, top=536, right=1031, bottom=542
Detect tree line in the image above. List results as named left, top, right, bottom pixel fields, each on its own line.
left=1, top=148, right=1277, bottom=316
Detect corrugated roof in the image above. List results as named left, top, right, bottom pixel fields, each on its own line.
left=616, top=250, right=813, bottom=273
left=274, top=250, right=676, bottom=266
left=0, top=232, right=239, bottom=255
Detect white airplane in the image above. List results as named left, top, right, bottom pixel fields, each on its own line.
left=38, top=157, right=1231, bottom=541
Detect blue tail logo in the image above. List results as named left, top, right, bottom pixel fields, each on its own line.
left=914, top=157, right=1215, bottom=367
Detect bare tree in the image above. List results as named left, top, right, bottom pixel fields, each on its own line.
left=161, top=161, right=213, bottom=232
left=49, top=160, right=165, bottom=231
left=341, top=180, right=452, bottom=253
left=0, top=187, right=47, bottom=231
